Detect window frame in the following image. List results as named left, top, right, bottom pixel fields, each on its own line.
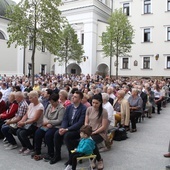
left=123, top=3, right=130, bottom=16
left=143, top=57, right=150, bottom=69
left=167, top=27, right=170, bottom=41
left=29, top=36, right=33, bottom=50
left=167, top=56, right=170, bottom=69
left=144, top=0, right=151, bottom=14
left=122, top=57, right=129, bottom=69
left=143, top=28, right=151, bottom=42
left=167, top=0, right=170, bottom=11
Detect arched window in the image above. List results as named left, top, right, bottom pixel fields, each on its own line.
left=0, top=32, right=5, bottom=40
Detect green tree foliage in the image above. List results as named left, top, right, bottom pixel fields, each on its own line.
left=6, top=0, right=63, bottom=85
left=55, top=23, right=84, bottom=75
left=101, top=8, right=134, bottom=79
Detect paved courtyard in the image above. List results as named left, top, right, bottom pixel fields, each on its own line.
left=0, top=104, right=170, bottom=170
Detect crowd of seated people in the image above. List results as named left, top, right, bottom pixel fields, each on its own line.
left=0, top=73, right=169, bottom=169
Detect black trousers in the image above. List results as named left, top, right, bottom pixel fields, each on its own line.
left=68, top=152, right=85, bottom=170
left=53, top=130, right=80, bottom=158
left=91, top=134, right=103, bottom=161
left=155, top=98, right=161, bottom=113
left=130, top=112, right=141, bottom=129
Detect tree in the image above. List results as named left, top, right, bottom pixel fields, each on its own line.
left=101, top=8, right=134, bottom=79
left=55, top=23, right=84, bottom=75
left=6, top=0, right=63, bottom=85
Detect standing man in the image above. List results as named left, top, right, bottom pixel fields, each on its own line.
left=50, top=91, right=86, bottom=164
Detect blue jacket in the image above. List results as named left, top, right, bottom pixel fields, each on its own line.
left=76, top=138, right=95, bottom=155
left=61, top=103, right=86, bottom=131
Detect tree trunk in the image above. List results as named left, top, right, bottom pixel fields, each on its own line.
left=65, top=38, right=68, bottom=75
left=116, top=55, right=118, bottom=80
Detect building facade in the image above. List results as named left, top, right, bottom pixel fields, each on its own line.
left=0, top=0, right=52, bottom=77
left=55, top=0, right=170, bottom=78
left=1, top=0, right=170, bottom=78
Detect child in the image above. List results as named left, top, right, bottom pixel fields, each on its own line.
left=65, top=125, right=95, bottom=170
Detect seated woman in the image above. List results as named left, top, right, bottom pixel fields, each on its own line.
left=32, top=93, right=65, bottom=161
left=85, top=93, right=108, bottom=170
left=113, top=90, right=130, bottom=131
left=17, top=91, right=44, bottom=155
left=59, top=90, right=71, bottom=108
left=81, top=93, right=91, bottom=108
left=0, top=92, right=18, bottom=139
left=1, top=92, right=28, bottom=149
left=128, top=88, right=143, bottom=132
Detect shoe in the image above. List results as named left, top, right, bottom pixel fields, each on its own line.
left=22, top=149, right=33, bottom=156
left=64, top=164, right=72, bottom=170
left=157, top=111, right=160, bottom=114
left=166, top=165, right=170, bottom=169
left=3, top=138, right=8, bottom=144
left=31, top=152, right=41, bottom=159
left=148, top=116, right=152, bottom=118
left=97, top=159, right=104, bottom=170
left=49, top=156, right=61, bottom=164
left=130, top=129, right=137, bottom=133
left=99, top=147, right=109, bottom=152
left=4, top=143, right=10, bottom=147
left=164, top=153, right=170, bottom=158
left=43, top=154, right=52, bottom=162
left=5, top=144, right=18, bottom=150
left=19, top=147, right=27, bottom=154
left=64, top=161, right=69, bottom=166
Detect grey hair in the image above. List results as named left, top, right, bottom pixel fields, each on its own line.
left=102, top=93, right=109, bottom=101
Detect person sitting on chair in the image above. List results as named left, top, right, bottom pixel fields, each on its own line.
left=64, top=125, right=95, bottom=170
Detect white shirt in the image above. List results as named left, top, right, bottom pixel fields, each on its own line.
left=103, top=102, right=115, bottom=127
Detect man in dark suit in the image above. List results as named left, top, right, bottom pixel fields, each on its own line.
left=50, top=91, right=86, bottom=164
left=138, top=85, right=147, bottom=110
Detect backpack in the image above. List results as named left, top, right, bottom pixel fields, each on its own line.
left=113, top=127, right=128, bottom=141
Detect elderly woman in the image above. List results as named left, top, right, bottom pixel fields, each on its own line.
left=85, top=93, right=108, bottom=170
left=81, top=93, right=91, bottom=108
left=17, top=91, right=44, bottom=155
left=113, top=90, right=130, bottom=130
left=128, top=88, right=143, bottom=132
left=59, top=90, right=71, bottom=108
left=102, top=93, right=115, bottom=130
left=32, top=93, right=65, bottom=161
left=0, top=92, right=18, bottom=139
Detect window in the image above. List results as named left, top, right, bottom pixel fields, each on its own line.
left=167, top=56, right=170, bottom=69
left=81, top=33, right=84, bottom=45
left=0, top=32, right=5, bottom=40
left=167, top=27, right=170, bottom=41
left=144, top=0, right=151, bottom=14
left=168, top=0, right=170, bottom=11
left=123, top=3, right=130, bottom=16
left=42, top=41, right=45, bottom=52
left=122, top=58, right=129, bottom=69
left=144, top=28, right=150, bottom=42
left=29, top=36, right=33, bottom=50
left=143, top=57, right=150, bottom=69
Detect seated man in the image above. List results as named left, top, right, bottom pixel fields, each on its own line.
left=50, top=91, right=86, bottom=164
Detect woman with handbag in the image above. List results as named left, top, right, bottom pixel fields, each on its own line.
left=31, top=93, right=65, bottom=161
left=1, top=92, right=28, bottom=149
left=0, top=92, right=18, bottom=139
left=16, top=91, right=44, bottom=156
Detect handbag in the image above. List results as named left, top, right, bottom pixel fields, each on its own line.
left=23, top=122, right=37, bottom=131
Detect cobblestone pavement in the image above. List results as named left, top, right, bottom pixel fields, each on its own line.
left=0, top=104, right=170, bottom=170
